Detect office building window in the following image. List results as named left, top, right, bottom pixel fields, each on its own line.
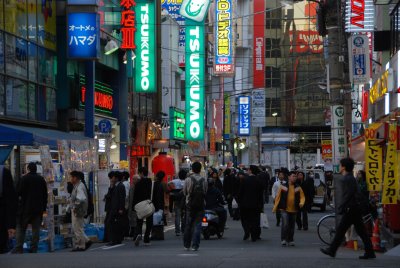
left=5, top=77, right=28, bottom=119
left=0, top=75, right=4, bottom=115
left=266, top=8, right=282, bottom=29
left=266, top=98, right=281, bottom=117
left=265, top=67, right=281, bottom=88
left=5, top=34, right=28, bottom=79
left=266, top=38, right=281, bottom=58
left=28, top=84, right=36, bottom=120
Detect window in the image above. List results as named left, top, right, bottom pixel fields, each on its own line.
left=28, top=84, right=36, bottom=120
left=5, top=77, right=28, bottom=119
left=0, top=32, right=4, bottom=73
left=28, top=42, right=37, bottom=82
left=5, top=0, right=27, bottom=37
left=266, top=8, right=282, bottom=29
left=265, top=67, right=281, bottom=88
left=265, top=38, right=281, bottom=58
left=5, top=34, right=28, bottom=79
left=28, top=0, right=37, bottom=41
left=38, top=47, right=56, bottom=86
left=266, top=98, right=281, bottom=117
left=0, top=75, right=4, bottom=115
left=46, top=87, right=56, bottom=121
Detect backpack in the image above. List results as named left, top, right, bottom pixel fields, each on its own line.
left=188, top=176, right=205, bottom=211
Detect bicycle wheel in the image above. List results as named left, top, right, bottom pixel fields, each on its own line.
left=317, top=214, right=336, bottom=245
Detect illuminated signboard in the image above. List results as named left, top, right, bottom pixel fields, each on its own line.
left=369, top=69, right=393, bottom=104
left=120, top=0, right=136, bottom=49
left=169, top=107, right=186, bottom=140
left=67, top=13, right=99, bottom=59
left=134, top=0, right=157, bottom=92
left=345, top=0, right=374, bottom=32
left=79, top=76, right=114, bottom=116
left=238, top=96, right=250, bottom=136
left=185, top=23, right=205, bottom=141
left=253, top=0, right=265, bottom=87
left=130, top=145, right=151, bottom=156
left=215, top=0, right=234, bottom=74
left=180, top=0, right=211, bottom=22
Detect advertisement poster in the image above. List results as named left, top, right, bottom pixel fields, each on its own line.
left=382, top=124, right=398, bottom=204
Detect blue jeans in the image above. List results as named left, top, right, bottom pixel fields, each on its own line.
left=183, top=209, right=203, bottom=248
left=174, top=200, right=183, bottom=234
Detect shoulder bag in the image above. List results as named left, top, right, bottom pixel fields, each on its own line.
left=135, top=181, right=155, bottom=219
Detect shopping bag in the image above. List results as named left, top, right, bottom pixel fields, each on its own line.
left=232, top=198, right=238, bottom=209
left=260, top=212, right=269, bottom=229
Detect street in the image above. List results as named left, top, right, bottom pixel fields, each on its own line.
left=1, top=204, right=399, bottom=268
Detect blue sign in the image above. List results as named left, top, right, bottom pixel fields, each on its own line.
left=238, top=96, right=251, bottom=136
left=161, top=1, right=186, bottom=47
left=67, top=13, right=99, bottom=59
left=98, top=119, right=112, bottom=133
left=215, top=0, right=234, bottom=74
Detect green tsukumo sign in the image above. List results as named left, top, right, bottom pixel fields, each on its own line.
left=185, top=22, right=205, bottom=141
left=135, top=0, right=156, bottom=93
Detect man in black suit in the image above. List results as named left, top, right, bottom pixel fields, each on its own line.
left=14, top=163, right=48, bottom=253
left=108, top=171, right=126, bottom=246
left=238, top=165, right=264, bottom=242
left=0, top=166, right=17, bottom=254
left=133, top=167, right=163, bottom=246
left=321, top=157, right=375, bottom=259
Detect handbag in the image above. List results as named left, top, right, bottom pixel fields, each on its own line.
left=260, top=212, right=269, bottom=229
left=135, top=181, right=155, bottom=219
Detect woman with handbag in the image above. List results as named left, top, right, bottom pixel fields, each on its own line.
left=133, top=167, right=164, bottom=246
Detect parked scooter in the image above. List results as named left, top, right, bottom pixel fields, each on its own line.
left=202, top=209, right=224, bottom=240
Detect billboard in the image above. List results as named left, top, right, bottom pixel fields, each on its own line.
left=214, top=0, right=234, bottom=74
left=345, top=0, right=374, bottom=33
left=253, top=0, right=265, bottom=88
left=67, top=13, right=99, bottom=59
left=238, top=96, right=250, bottom=136
left=169, top=107, right=186, bottom=140
left=348, top=34, right=370, bottom=85
left=135, top=0, right=157, bottom=92
left=185, top=23, right=205, bottom=141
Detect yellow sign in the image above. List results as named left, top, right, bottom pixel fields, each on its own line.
left=382, top=124, right=398, bottom=204
left=365, top=139, right=383, bottom=191
left=369, top=70, right=389, bottom=104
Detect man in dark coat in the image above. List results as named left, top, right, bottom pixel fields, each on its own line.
left=258, top=167, right=270, bottom=204
left=296, top=171, right=310, bottom=230
left=238, top=165, right=264, bottom=242
left=103, top=172, right=115, bottom=243
left=223, top=168, right=235, bottom=217
left=14, top=162, right=48, bottom=253
left=107, top=171, right=127, bottom=246
left=133, top=167, right=163, bottom=246
left=0, top=166, right=17, bottom=254
left=321, top=157, right=375, bottom=260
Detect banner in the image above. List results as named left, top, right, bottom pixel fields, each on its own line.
left=214, top=0, right=234, bottom=74
left=185, top=22, right=205, bottom=141
left=135, top=0, right=157, bottom=92
left=238, top=96, right=250, bottom=136
left=382, top=124, right=398, bottom=204
left=348, top=34, right=370, bottom=85
left=253, top=0, right=265, bottom=88
left=365, top=139, right=383, bottom=191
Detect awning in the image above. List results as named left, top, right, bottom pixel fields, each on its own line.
left=0, top=123, right=92, bottom=149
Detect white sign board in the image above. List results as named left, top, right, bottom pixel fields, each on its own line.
left=252, top=89, right=265, bottom=127
left=331, top=105, right=347, bottom=166
left=348, top=34, right=370, bottom=85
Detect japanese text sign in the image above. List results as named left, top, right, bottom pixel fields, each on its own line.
left=331, top=105, right=347, bottom=165
left=321, top=140, right=332, bottom=160
left=348, top=34, right=370, bottom=85
left=135, top=0, right=157, bottom=92
left=253, top=0, right=265, bottom=88
left=67, top=13, right=99, bottom=59
left=382, top=124, right=398, bottom=204
left=214, top=0, right=234, bottom=74
left=365, top=139, right=383, bottom=191
left=185, top=22, right=205, bottom=141
left=238, top=96, right=251, bottom=136
left=121, top=0, right=137, bottom=49
left=345, top=0, right=374, bottom=32
left=170, top=107, right=186, bottom=141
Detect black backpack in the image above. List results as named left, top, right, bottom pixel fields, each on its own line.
left=188, top=176, right=205, bottom=211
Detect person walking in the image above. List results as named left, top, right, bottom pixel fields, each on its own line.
left=273, top=171, right=305, bottom=247
left=13, top=163, right=48, bottom=254
left=0, top=166, right=17, bottom=254
left=133, top=167, right=163, bottom=246
left=259, top=167, right=270, bottom=204
left=237, top=165, right=264, bottom=242
left=108, top=171, right=127, bottom=246
left=183, top=162, right=207, bottom=251
left=295, top=171, right=310, bottom=230
left=271, top=170, right=287, bottom=226
left=69, top=170, right=92, bottom=251
left=223, top=168, right=235, bottom=217
left=168, top=169, right=186, bottom=236
left=210, top=170, right=223, bottom=193
left=320, top=157, right=376, bottom=259
left=103, top=172, right=116, bottom=243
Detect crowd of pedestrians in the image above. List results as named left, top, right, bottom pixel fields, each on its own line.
left=0, top=158, right=376, bottom=260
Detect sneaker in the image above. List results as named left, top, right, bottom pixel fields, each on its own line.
left=288, top=241, right=295, bottom=247
left=320, top=247, right=336, bottom=258
left=281, top=240, right=287, bottom=246
left=191, top=246, right=199, bottom=251
left=184, top=247, right=190, bottom=251
left=359, top=252, right=376, bottom=259
left=134, top=235, right=142, bottom=247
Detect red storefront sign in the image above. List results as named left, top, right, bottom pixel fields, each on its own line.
left=350, top=0, right=365, bottom=29
left=129, top=145, right=150, bottom=157
left=80, top=86, right=114, bottom=112
left=120, top=0, right=136, bottom=49
left=361, top=88, right=369, bottom=122
left=253, top=0, right=265, bottom=88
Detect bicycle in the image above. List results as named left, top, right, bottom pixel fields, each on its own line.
left=317, top=212, right=374, bottom=245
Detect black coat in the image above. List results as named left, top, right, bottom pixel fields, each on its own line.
left=109, top=182, right=126, bottom=217
left=133, top=178, right=164, bottom=211
left=0, top=167, right=17, bottom=230
left=338, top=173, right=359, bottom=214
left=302, top=177, right=315, bottom=202
left=237, top=175, right=264, bottom=211
left=205, top=186, right=225, bottom=210
left=223, top=174, right=235, bottom=197
left=258, top=171, right=270, bottom=192
left=104, top=186, right=114, bottom=213
left=17, top=172, right=48, bottom=216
